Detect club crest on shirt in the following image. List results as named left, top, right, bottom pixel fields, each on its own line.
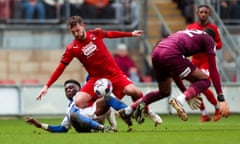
left=82, top=41, right=97, bottom=58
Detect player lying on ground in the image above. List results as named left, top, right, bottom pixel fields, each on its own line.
left=26, top=79, right=117, bottom=132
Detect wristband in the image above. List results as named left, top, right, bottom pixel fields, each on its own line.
left=217, top=95, right=225, bottom=102
left=41, top=123, right=48, bottom=130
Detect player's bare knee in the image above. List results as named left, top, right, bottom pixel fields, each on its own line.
left=129, top=90, right=142, bottom=101
left=74, top=101, right=88, bottom=109
left=123, top=84, right=142, bottom=100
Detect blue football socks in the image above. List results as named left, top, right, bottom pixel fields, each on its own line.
left=105, top=95, right=127, bottom=110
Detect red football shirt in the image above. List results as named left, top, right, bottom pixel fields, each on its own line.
left=46, top=29, right=133, bottom=87
left=187, top=22, right=222, bottom=69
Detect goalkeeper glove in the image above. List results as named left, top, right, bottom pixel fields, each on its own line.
left=187, top=96, right=201, bottom=110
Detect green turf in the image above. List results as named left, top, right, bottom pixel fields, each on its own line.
left=0, top=114, right=239, bottom=144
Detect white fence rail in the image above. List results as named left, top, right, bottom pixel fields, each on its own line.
left=0, top=83, right=240, bottom=116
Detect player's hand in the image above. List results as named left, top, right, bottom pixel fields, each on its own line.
left=217, top=94, right=230, bottom=118
left=25, top=116, right=41, bottom=128
left=36, top=85, right=48, bottom=100
left=132, top=30, right=144, bottom=37
left=219, top=101, right=230, bottom=118
left=187, top=96, right=201, bottom=110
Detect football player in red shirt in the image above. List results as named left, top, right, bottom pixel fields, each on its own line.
left=36, top=16, right=162, bottom=127
left=187, top=5, right=222, bottom=122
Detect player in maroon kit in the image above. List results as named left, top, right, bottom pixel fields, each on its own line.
left=36, top=16, right=162, bottom=127
left=187, top=5, right=222, bottom=122
left=120, top=28, right=230, bottom=123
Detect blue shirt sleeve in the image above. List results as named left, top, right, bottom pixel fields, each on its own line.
left=48, top=125, right=68, bottom=133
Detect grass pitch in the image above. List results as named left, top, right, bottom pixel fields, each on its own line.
left=0, top=114, right=239, bottom=144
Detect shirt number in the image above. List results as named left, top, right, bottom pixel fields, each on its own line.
left=183, top=29, right=204, bottom=37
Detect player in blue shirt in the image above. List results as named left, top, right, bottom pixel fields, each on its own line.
left=26, top=79, right=124, bottom=132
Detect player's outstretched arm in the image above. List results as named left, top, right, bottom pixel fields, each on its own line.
left=36, top=85, right=48, bottom=100
left=25, top=116, right=68, bottom=133
left=25, top=116, right=44, bottom=129
left=208, top=55, right=230, bottom=117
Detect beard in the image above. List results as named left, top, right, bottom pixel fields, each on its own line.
left=76, top=32, right=85, bottom=41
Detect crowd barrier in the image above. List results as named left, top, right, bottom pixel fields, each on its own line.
left=0, top=83, right=239, bottom=116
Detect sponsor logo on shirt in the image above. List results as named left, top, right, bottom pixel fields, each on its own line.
left=82, top=41, right=97, bottom=58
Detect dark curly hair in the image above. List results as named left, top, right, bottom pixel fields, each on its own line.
left=64, top=79, right=81, bottom=88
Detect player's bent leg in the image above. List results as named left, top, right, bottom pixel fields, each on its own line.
left=70, top=111, right=115, bottom=133
left=70, top=112, right=93, bottom=132
left=201, top=115, right=211, bottom=122
left=134, top=103, right=163, bottom=126
left=143, top=91, right=167, bottom=126
left=118, top=109, right=133, bottom=127
left=204, top=89, right=218, bottom=105
left=103, top=95, right=132, bottom=128
left=199, top=97, right=211, bottom=122
left=132, top=95, right=165, bottom=125
left=104, top=95, right=127, bottom=110
left=74, top=92, right=92, bottom=108
left=95, top=97, right=110, bottom=116
left=172, top=68, right=210, bottom=121
left=106, top=108, right=118, bottom=131
left=94, top=108, right=118, bottom=132
left=214, top=108, right=221, bottom=122
left=133, top=101, right=146, bottom=124
left=123, top=84, right=143, bottom=101
left=203, top=89, right=221, bottom=122
left=121, top=84, right=144, bottom=125
left=147, top=110, right=163, bottom=127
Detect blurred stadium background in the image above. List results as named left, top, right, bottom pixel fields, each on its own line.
left=0, top=0, right=240, bottom=116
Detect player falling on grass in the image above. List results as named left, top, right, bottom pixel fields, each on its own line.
left=120, top=28, right=230, bottom=123
left=26, top=79, right=117, bottom=133
left=36, top=16, right=162, bottom=128
left=186, top=4, right=222, bottom=122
